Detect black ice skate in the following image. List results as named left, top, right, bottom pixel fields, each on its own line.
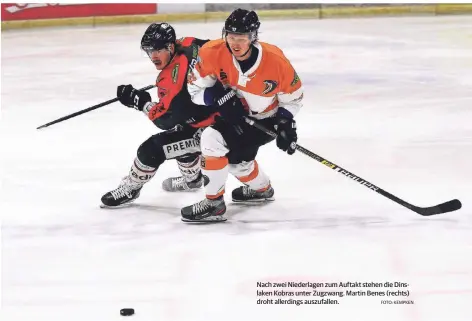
left=100, top=177, right=143, bottom=208
left=162, top=174, right=204, bottom=192
left=181, top=197, right=227, bottom=222
left=232, top=185, right=275, bottom=203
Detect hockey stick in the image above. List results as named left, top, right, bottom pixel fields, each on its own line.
left=37, top=84, right=156, bottom=129
left=244, top=117, right=462, bottom=216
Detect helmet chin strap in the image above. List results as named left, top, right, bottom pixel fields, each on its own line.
left=151, top=44, right=175, bottom=69
left=238, top=45, right=252, bottom=60
left=165, top=48, right=176, bottom=68
left=225, top=40, right=253, bottom=60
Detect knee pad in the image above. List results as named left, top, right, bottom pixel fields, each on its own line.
left=177, top=153, right=200, bottom=164
left=137, top=134, right=167, bottom=168
left=201, top=127, right=229, bottom=157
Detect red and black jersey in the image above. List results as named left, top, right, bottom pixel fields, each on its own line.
left=146, top=37, right=219, bottom=130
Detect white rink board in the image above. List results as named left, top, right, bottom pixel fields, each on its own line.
left=158, top=4, right=205, bottom=14
left=1, top=16, right=472, bottom=321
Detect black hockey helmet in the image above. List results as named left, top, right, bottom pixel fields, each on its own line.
left=222, top=8, right=260, bottom=42
left=141, top=22, right=176, bottom=53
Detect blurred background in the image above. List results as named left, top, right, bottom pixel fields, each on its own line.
left=2, top=3, right=472, bottom=30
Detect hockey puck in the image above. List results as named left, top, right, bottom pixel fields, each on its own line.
left=120, top=308, right=134, bottom=316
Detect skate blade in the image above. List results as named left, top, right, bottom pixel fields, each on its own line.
left=181, top=216, right=227, bottom=223
left=162, top=188, right=202, bottom=193
left=99, top=202, right=134, bottom=209
left=232, top=197, right=275, bottom=204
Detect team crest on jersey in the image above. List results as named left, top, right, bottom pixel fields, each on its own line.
left=262, top=80, right=278, bottom=95
left=171, top=64, right=179, bottom=84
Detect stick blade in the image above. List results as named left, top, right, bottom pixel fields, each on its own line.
left=415, top=199, right=462, bottom=216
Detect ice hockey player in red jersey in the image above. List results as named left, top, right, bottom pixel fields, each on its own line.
left=181, top=9, right=303, bottom=222
left=101, top=23, right=219, bottom=208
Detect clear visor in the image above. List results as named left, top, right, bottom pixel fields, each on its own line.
left=222, top=29, right=257, bottom=43
left=140, top=45, right=170, bottom=58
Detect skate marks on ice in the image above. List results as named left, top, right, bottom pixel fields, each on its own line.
left=98, top=202, right=180, bottom=214
left=222, top=201, right=471, bottom=233
left=3, top=203, right=183, bottom=241
left=229, top=213, right=471, bottom=233
left=5, top=200, right=469, bottom=240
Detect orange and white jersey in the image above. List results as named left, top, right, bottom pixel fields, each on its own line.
left=187, top=39, right=303, bottom=119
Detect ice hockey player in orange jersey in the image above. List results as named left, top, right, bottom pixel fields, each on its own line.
left=181, top=9, right=303, bottom=222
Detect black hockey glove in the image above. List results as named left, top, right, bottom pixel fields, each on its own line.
left=204, top=84, right=248, bottom=125
left=275, top=110, right=297, bottom=155
left=216, top=90, right=248, bottom=136
left=117, top=84, right=151, bottom=111
left=217, top=90, right=248, bottom=125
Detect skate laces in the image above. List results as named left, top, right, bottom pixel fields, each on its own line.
left=110, top=178, right=141, bottom=200
left=110, top=185, right=133, bottom=200
left=172, top=176, right=189, bottom=190
left=192, top=198, right=212, bottom=214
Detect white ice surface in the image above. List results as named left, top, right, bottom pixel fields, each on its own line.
left=1, top=16, right=472, bottom=321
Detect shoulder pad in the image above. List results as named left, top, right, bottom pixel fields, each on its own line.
left=177, top=36, right=196, bottom=47
left=201, top=39, right=225, bottom=50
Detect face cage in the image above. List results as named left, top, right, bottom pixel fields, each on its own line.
left=222, top=28, right=258, bottom=43
left=141, top=43, right=173, bottom=58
